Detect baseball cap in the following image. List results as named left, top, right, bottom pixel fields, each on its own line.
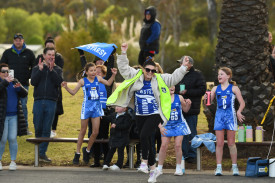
left=14, top=33, right=24, bottom=39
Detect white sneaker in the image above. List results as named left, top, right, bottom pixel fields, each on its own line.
left=50, top=131, right=56, bottom=138
left=155, top=153, right=159, bottom=162
left=137, top=162, right=149, bottom=174
left=232, top=166, right=239, bottom=176
left=148, top=169, right=161, bottom=183
left=174, top=168, right=183, bottom=176
left=9, top=161, right=16, bottom=171
left=110, top=164, right=120, bottom=171
left=215, top=166, right=222, bottom=176
left=102, top=165, right=109, bottom=170
left=0, top=161, right=2, bottom=171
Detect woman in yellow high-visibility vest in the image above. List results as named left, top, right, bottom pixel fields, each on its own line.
left=107, top=43, right=190, bottom=182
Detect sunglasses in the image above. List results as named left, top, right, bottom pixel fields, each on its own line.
left=1, top=70, right=9, bottom=73
left=145, top=68, right=157, bottom=73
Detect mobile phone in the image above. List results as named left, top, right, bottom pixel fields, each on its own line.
left=9, top=69, right=14, bottom=78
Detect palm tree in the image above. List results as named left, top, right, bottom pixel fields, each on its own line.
left=204, top=0, right=274, bottom=138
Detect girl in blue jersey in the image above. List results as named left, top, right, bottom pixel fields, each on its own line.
left=62, top=63, right=117, bottom=164
left=156, top=86, right=191, bottom=178
left=204, top=67, right=245, bottom=176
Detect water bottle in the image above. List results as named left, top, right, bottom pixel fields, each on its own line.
left=181, top=156, right=185, bottom=174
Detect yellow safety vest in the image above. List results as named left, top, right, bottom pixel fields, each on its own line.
left=107, top=70, right=171, bottom=121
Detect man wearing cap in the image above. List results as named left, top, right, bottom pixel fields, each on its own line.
left=138, top=6, right=161, bottom=66
left=175, top=56, right=206, bottom=163
left=0, top=33, right=35, bottom=135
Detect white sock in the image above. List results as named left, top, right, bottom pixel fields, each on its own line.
left=176, top=164, right=181, bottom=170
left=76, top=152, right=80, bottom=155
left=217, top=164, right=222, bottom=168
left=86, top=148, right=90, bottom=153
left=157, top=165, right=163, bottom=171
left=232, top=164, right=237, bottom=168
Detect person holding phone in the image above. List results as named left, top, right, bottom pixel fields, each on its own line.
left=0, top=63, right=28, bottom=170
left=175, top=56, right=206, bottom=164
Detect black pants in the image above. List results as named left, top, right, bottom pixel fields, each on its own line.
left=51, top=113, right=59, bottom=130
left=104, top=146, right=125, bottom=168
left=136, top=114, right=160, bottom=166
left=88, top=115, right=110, bottom=163
left=138, top=50, right=155, bottom=66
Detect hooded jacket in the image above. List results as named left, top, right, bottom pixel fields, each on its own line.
left=139, top=6, right=161, bottom=52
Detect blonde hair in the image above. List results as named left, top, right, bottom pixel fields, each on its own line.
left=219, top=67, right=237, bottom=85
left=96, top=65, right=107, bottom=77
left=155, top=62, right=164, bottom=74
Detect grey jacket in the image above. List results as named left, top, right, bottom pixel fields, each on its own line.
left=113, top=54, right=188, bottom=125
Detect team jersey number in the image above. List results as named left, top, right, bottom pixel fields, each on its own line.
left=170, top=111, right=178, bottom=121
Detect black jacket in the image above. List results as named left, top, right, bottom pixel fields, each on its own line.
left=0, top=47, right=35, bottom=86
left=31, top=64, right=63, bottom=101
left=0, top=79, right=28, bottom=140
left=35, top=53, right=64, bottom=115
left=139, top=6, right=161, bottom=52
left=109, top=112, right=132, bottom=148
left=175, top=67, right=206, bottom=116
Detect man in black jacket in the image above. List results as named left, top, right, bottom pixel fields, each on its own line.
left=31, top=47, right=63, bottom=163
left=138, top=6, right=161, bottom=66
left=0, top=33, right=35, bottom=135
left=175, top=56, right=206, bottom=163
left=35, top=37, right=64, bottom=138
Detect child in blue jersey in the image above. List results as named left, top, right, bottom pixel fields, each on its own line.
left=62, top=62, right=117, bottom=165
left=204, top=67, right=245, bottom=176
left=155, top=86, right=191, bottom=179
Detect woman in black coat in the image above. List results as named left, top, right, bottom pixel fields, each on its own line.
left=0, top=63, right=28, bottom=171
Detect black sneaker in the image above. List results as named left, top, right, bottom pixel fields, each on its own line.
left=90, top=162, right=101, bottom=167
left=123, top=161, right=129, bottom=168
left=39, top=155, right=52, bottom=163
left=73, top=153, right=80, bottom=165
left=82, top=147, right=90, bottom=164
left=134, top=160, right=141, bottom=168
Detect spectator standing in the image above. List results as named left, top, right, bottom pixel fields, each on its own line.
left=0, top=33, right=35, bottom=135
left=175, top=56, right=206, bottom=164
left=31, top=47, right=63, bottom=162
left=102, top=106, right=132, bottom=171
left=36, top=37, right=64, bottom=138
left=0, top=63, right=28, bottom=171
left=138, top=6, right=161, bottom=66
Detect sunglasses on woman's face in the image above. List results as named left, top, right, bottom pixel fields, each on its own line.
left=1, top=70, right=9, bottom=73
left=145, top=68, right=157, bottom=73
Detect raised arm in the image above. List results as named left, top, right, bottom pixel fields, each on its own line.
left=97, top=68, right=117, bottom=86
left=117, top=43, right=140, bottom=80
